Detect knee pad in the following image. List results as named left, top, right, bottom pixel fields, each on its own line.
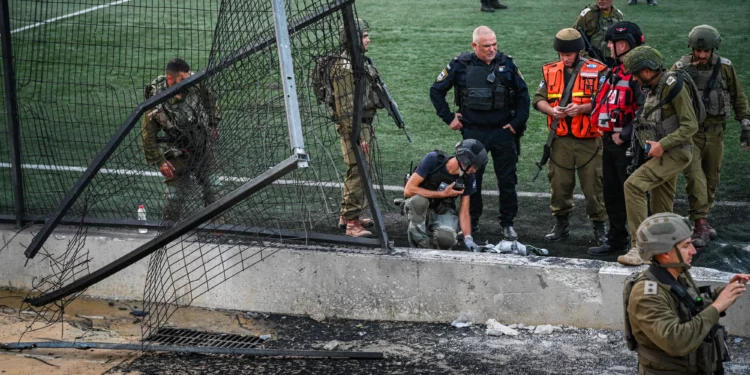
left=433, top=227, right=457, bottom=249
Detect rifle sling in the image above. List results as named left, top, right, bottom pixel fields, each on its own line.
left=641, top=73, right=684, bottom=120
left=702, top=57, right=723, bottom=104
left=648, top=264, right=702, bottom=316
left=545, top=59, right=586, bottom=146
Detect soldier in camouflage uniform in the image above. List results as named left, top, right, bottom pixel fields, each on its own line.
left=332, top=19, right=385, bottom=237
left=618, top=46, right=699, bottom=266
left=671, top=25, right=750, bottom=247
left=572, top=0, right=624, bottom=67
left=624, top=212, right=748, bottom=375
left=142, top=58, right=222, bottom=222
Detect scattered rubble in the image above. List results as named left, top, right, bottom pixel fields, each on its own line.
left=485, top=319, right=519, bottom=336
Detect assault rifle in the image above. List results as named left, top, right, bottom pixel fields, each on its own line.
left=365, top=56, right=412, bottom=142
left=626, top=108, right=646, bottom=175
left=532, top=60, right=586, bottom=182
left=577, top=27, right=601, bottom=62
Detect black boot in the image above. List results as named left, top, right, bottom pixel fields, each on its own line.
left=490, top=0, right=508, bottom=9
left=480, top=4, right=495, bottom=12
left=587, top=242, right=625, bottom=256
left=647, top=0, right=657, bottom=6
left=544, top=215, right=570, bottom=241
left=593, top=221, right=607, bottom=246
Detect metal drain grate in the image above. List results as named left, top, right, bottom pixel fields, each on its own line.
left=144, top=328, right=263, bottom=349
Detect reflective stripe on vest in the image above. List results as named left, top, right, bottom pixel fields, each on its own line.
left=543, top=59, right=607, bottom=138
left=592, top=65, right=638, bottom=133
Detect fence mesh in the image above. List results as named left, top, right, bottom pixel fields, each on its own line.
left=14, top=0, right=392, bottom=339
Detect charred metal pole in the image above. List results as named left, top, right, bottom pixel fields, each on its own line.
left=342, top=5, right=389, bottom=250
left=0, top=0, right=24, bottom=227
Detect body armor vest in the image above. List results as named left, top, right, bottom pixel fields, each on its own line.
left=149, top=77, right=210, bottom=154
left=634, top=72, right=682, bottom=148
left=456, top=53, right=511, bottom=111
left=593, top=65, right=638, bottom=133
left=418, top=151, right=462, bottom=210
left=588, top=6, right=623, bottom=59
left=543, top=59, right=607, bottom=138
left=678, top=54, right=731, bottom=119
left=623, top=270, right=726, bottom=375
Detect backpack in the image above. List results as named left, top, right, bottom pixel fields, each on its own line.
left=312, top=52, right=342, bottom=112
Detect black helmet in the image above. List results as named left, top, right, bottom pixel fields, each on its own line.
left=605, top=21, right=644, bottom=49
left=455, top=139, right=488, bottom=169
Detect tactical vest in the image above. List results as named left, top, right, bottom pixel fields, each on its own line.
left=623, top=270, right=726, bottom=375
left=418, top=150, right=462, bottom=210
left=677, top=54, right=732, bottom=119
left=593, top=65, right=638, bottom=133
left=147, top=75, right=210, bottom=154
left=634, top=72, right=685, bottom=148
left=455, top=53, right=512, bottom=112
left=543, top=59, right=606, bottom=138
left=583, top=5, right=623, bottom=59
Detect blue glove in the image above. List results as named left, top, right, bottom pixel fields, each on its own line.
left=464, top=235, right=480, bottom=252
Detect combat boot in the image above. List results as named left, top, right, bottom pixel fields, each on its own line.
left=618, top=248, right=648, bottom=266
left=480, top=4, right=495, bottom=12
left=346, top=218, right=373, bottom=238
left=692, top=218, right=710, bottom=248
left=544, top=215, right=570, bottom=241
left=593, top=221, right=607, bottom=246
left=503, top=226, right=518, bottom=241
left=587, top=242, right=625, bottom=256
left=707, top=222, right=718, bottom=240
left=489, top=0, right=508, bottom=9
left=339, top=216, right=374, bottom=229
left=647, top=0, right=657, bottom=6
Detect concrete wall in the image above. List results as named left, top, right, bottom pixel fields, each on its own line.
left=1, top=225, right=748, bottom=335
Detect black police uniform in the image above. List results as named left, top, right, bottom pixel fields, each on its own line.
left=430, top=52, right=530, bottom=229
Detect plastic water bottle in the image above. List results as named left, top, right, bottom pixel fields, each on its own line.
left=137, top=205, right=148, bottom=234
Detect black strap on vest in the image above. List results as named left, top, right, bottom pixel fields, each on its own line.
left=702, top=58, right=723, bottom=106
left=642, top=73, right=684, bottom=120
left=648, top=264, right=703, bottom=316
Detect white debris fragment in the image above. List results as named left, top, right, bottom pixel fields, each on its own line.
left=323, top=340, right=341, bottom=350
left=485, top=319, right=519, bottom=336
left=451, top=313, right=473, bottom=328
left=310, top=312, right=326, bottom=322
left=534, top=324, right=562, bottom=335
left=477, top=240, right=549, bottom=256
left=259, top=334, right=272, bottom=341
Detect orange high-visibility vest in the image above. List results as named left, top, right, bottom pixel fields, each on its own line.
left=542, top=59, right=607, bottom=138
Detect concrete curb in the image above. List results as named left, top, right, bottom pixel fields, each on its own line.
left=1, top=226, right=748, bottom=335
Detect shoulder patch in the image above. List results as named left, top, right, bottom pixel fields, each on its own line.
left=580, top=7, right=591, bottom=17
left=721, top=57, right=732, bottom=66
left=666, top=76, right=677, bottom=86
left=675, top=61, right=685, bottom=70
left=644, top=281, right=658, bottom=295
left=538, top=80, right=545, bottom=89
left=446, top=63, right=452, bottom=70
left=436, top=69, right=448, bottom=82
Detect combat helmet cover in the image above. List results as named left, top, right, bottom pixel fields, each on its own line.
left=636, top=213, right=693, bottom=262
left=455, top=139, right=488, bottom=169
left=554, top=28, right=585, bottom=53
left=339, top=18, right=370, bottom=46
left=623, top=45, right=664, bottom=74
left=688, top=25, right=720, bottom=50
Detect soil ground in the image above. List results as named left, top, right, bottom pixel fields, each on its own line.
left=2, top=290, right=750, bottom=375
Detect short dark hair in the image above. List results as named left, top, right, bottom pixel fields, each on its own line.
left=166, top=58, right=190, bottom=74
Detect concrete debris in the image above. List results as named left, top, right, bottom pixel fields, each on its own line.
left=310, top=312, right=326, bottom=322
left=75, top=314, right=105, bottom=320
left=358, top=331, right=367, bottom=336
left=477, top=240, right=549, bottom=256
left=485, top=319, right=519, bottom=336
left=534, top=324, right=562, bottom=335
left=735, top=338, right=744, bottom=343
left=521, top=325, right=536, bottom=331
left=451, top=313, right=473, bottom=328
left=245, top=312, right=260, bottom=319
left=323, top=340, right=341, bottom=350
left=259, top=334, right=272, bottom=341
left=436, top=353, right=446, bottom=360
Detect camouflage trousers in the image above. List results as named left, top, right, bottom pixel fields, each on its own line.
left=162, top=152, right=224, bottom=223
left=405, top=195, right=459, bottom=249
left=548, top=136, right=607, bottom=221
left=683, top=123, right=724, bottom=221
left=337, top=120, right=373, bottom=220
left=625, top=145, right=692, bottom=249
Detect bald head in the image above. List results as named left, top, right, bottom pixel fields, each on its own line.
left=473, top=26, right=495, bottom=43
left=471, top=26, right=498, bottom=64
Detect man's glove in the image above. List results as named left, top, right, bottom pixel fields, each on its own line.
left=159, top=160, right=175, bottom=180
left=464, top=235, right=480, bottom=252
left=741, top=119, right=750, bottom=150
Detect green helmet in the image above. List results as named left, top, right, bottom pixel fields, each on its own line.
left=339, top=19, right=369, bottom=46
left=637, top=213, right=693, bottom=262
left=688, top=25, right=720, bottom=50
left=623, top=45, right=664, bottom=74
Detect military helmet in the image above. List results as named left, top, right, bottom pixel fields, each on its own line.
left=605, top=21, right=644, bottom=48
left=637, top=213, right=693, bottom=262
left=455, top=139, right=488, bottom=169
left=339, top=18, right=369, bottom=45
left=623, top=45, right=664, bottom=74
left=553, top=28, right=585, bottom=53
left=688, top=25, right=720, bottom=50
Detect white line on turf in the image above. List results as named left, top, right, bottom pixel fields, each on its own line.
left=11, top=0, right=132, bottom=34
left=2, top=162, right=748, bottom=208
